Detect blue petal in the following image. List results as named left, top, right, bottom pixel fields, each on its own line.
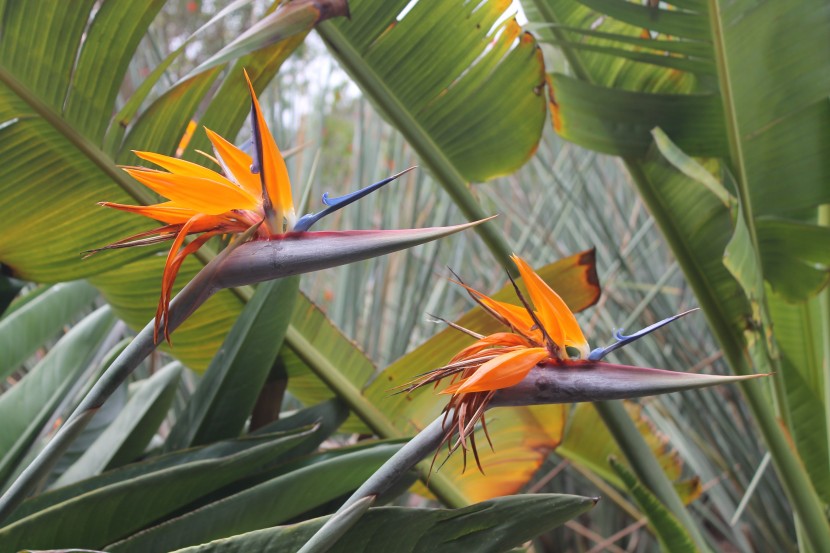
left=248, top=103, right=262, bottom=176
left=321, top=192, right=336, bottom=206
left=294, top=167, right=417, bottom=232
left=587, top=308, right=699, bottom=361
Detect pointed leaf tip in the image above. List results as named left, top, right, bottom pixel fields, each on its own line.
left=214, top=220, right=489, bottom=290
left=491, top=361, right=767, bottom=407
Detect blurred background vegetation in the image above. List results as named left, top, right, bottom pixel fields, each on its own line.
left=1, top=0, right=827, bottom=551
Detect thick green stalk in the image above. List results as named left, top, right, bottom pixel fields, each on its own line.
left=625, top=160, right=830, bottom=552
left=706, top=0, right=791, bottom=424
left=595, top=401, right=713, bottom=552
left=706, top=0, right=830, bottom=549
left=820, top=204, right=830, bottom=472
left=284, top=325, right=468, bottom=508
left=734, top=363, right=830, bottom=552
left=298, top=416, right=452, bottom=553
left=297, top=496, right=377, bottom=553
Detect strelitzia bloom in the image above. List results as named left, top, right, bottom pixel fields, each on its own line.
left=402, top=254, right=694, bottom=473
left=89, top=71, right=411, bottom=342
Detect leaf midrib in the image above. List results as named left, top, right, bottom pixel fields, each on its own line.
left=0, top=64, right=155, bottom=207
left=0, top=63, right=259, bottom=308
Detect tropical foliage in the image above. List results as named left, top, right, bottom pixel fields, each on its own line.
left=523, top=0, right=830, bottom=550
left=0, top=0, right=827, bottom=552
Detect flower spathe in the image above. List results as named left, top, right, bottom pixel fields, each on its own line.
left=402, top=255, right=695, bottom=473
left=89, top=70, right=411, bottom=342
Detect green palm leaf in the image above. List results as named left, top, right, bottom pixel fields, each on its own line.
left=317, top=0, right=549, bottom=269
left=0, top=306, right=115, bottom=486
left=168, top=494, right=596, bottom=553
left=0, top=427, right=325, bottom=551
left=0, top=0, right=354, bottom=376
left=0, top=0, right=557, bottom=442
left=524, top=0, right=830, bottom=549
left=0, top=281, right=98, bottom=379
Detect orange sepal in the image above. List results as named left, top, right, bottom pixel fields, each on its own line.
left=99, top=201, right=200, bottom=225
left=512, top=255, right=589, bottom=358
left=442, top=347, right=549, bottom=394
left=204, top=127, right=262, bottom=198
left=243, top=70, right=294, bottom=226
left=132, top=150, right=235, bottom=185
left=451, top=333, right=533, bottom=363
left=154, top=214, right=228, bottom=343
left=122, top=168, right=259, bottom=214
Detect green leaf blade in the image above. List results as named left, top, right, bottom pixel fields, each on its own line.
left=106, top=442, right=402, bottom=553
left=0, top=280, right=98, bottom=379
left=165, top=276, right=300, bottom=450
left=0, top=428, right=321, bottom=551
left=610, top=458, right=697, bottom=553
left=52, top=362, right=183, bottom=488
left=0, top=306, right=115, bottom=486
left=168, top=494, right=596, bottom=553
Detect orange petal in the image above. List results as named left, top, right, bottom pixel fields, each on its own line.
left=243, top=69, right=295, bottom=228
left=443, top=347, right=549, bottom=394
left=99, top=201, right=199, bottom=224
left=512, top=255, right=589, bottom=358
left=204, top=127, right=261, bottom=198
left=156, top=214, right=217, bottom=343
left=458, top=281, right=538, bottom=339
left=122, top=168, right=259, bottom=214
left=157, top=229, right=222, bottom=343
left=176, top=120, right=197, bottom=157
left=132, top=150, right=234, bottom=186
left=451, top=333, right=533, bottom=363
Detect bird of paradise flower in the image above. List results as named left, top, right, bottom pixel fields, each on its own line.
left=87, top=70, right=412, bottom=343
left=401, top=254, right=696, bottom=473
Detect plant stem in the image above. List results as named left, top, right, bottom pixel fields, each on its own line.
left=0, top=224, right=476, bottom=523
left=626, top=157, right=830, bottom=553
left=283, top=324, right=469, bottom=508
left=734, top=362, right=830, bottom=552
left=595, top=401, right=713, bottom=552
left=339, top=415, right=447, bottom=512
left=0, top=265, right=217, bottom=522
left=298, top=417, right=446, bottom=553
left=820, top=204, right=830, bottom=477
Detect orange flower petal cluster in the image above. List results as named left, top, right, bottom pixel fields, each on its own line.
left=402, top=254, right=590, bottom=473
left=88, top=71, right=296, bottom=343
